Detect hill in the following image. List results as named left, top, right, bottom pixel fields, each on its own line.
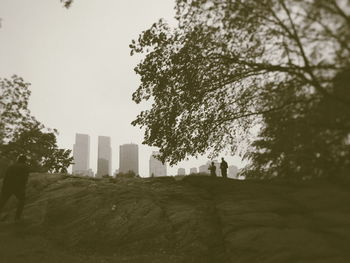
left=0, top=174, right=350, bottom=263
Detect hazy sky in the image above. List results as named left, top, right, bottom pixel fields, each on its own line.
left=0, top=0, right=245, bottom=176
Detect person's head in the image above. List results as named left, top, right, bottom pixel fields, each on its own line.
left=17, top=155, right=27, bottom=164
left=211, top=162, right=214, bottom=165
left=221, top=157, right=225, bottom=161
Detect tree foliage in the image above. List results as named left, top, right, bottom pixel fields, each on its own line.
left=243, top=67, right=350, bottom=178
left=61, top=0, right=73, bottom=8
left=0, top=75, right=73, bottom=176
left=1, top=124, right=73, bottom=174
left=130, top=0, right=350, bottom=171
left=0, top=75, right=37, bottom=143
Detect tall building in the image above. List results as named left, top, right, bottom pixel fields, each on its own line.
left=119, top=143, right=139, bottom=175
left=85, top=169, right=94, bottom=177
left=177, top=168, right=186, bottom=175
left=97, top=136, right=112, bottom=177
left=72, top=133, right=91, bottom=176
left=199, top=161, right=221, bottom=176
left=228, top=165, right=238, bottom=179
left=213, top=160, right=222, bottom=177
left=149, top=151, right=167, bottom=177
left=190, top=167, right=198, bottom=174
left=199, top=164, right=209, bottom=174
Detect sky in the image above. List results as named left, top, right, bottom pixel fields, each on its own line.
left=0, top=0, right=245, bottom=177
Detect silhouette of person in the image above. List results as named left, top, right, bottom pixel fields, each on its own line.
left=220, top=158, right=228, bottom=178
left=208, top=162, right=217, bottom=177
left=0, top=155, right=30, bottom=221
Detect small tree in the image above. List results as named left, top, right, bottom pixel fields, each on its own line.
left=0, top=75, right=73, bottom=176
left=1, top=124, right=73, bottom=174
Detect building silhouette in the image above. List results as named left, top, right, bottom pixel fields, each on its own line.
left=199, top=164, right=209, bottom=174
left=228, top=165, right=238, bottom=179
left=177, top=168, right=186, bottom=176
left=213, top=160, right=222, bottom=177
left=119, top=143, right=139, bottom=175
left=97, top=136, right=112, bottom=177
left=149, top=151, right=167, bottom=177
left=198, top=161, right=223, bottom=176
left=113, top=169, right=119, bottom=177
left=72, top=133, right=91, bottom=176
left=190, top=167, right=198, bottom=174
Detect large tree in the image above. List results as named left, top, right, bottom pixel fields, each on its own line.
left=130, top=0, right=350, bottom=166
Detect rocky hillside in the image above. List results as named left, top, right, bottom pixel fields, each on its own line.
left=0, top=174, right=350, bottom=263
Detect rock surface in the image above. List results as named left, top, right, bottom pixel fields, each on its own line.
left=1, top=174, right=350, bottom=262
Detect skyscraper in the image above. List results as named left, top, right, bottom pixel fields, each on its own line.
left=199, top=164, right=209, bottom=174
left=228, top=165, right=238, bottom=179
left=213, top=160, right=222, bottom=177
left=119, top=143, right=139, bottom=175
left=190, top=167, right=198, bottom=174
left=72, top=133, right=91, bottom=176
left=177, top=168, right=186, bottom=175
left=97, top=136, right=112, bottom=177
left=149, top=151, right=167, bottom=177
left=198, top=161, right=221, bottom=176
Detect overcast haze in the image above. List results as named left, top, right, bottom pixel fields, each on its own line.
left=0, top=0, right=245, bottom=176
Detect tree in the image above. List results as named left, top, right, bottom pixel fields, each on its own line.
left=1, top=124, right=73, bottom=174
left=0, top=76, right=73, bottom=176
left=0, top=75, right=38, bottom=143
left=130, top=0, right=350, bottom=167
left=243, top=67, right=350, bottom=179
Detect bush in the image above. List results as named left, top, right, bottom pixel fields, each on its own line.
left=115, top=170, right=138, bottom=178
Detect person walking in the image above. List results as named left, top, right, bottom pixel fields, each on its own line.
left=220, top=158, right=228, bottom=178
left=208, top=162, right=217, bottom=177
left=0, top=155, right=30, bottom=221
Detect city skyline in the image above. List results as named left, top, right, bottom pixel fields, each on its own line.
left=71, top=133, right=242, bottom=178
left=71, top=133, right=245, bottom=178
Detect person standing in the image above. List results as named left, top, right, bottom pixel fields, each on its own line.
left=208, top=162, right=217, bottom=177
left=220, top=158, right=228, bottom=178
left=0, top=155, right=30, bottom=221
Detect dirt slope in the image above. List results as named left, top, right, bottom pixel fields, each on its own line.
left=0, top=174, right=350, bottom=263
